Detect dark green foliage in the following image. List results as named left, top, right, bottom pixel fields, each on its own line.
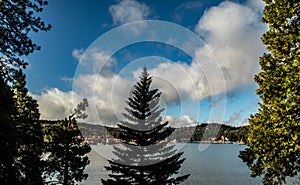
left=189, top=123, right=248, bottom=142
left=0, top=72, right=19, bottom=184
left=42, top=99, right=91, bottom=185
left=12, top=70, right=44, bottom=184
left=102, top=68, right=189, bottom=185
left=0, top=69, right=44, bottom=185
left=239, top=1, right=300, bottom=184
left=0, top=0, right=51, bottom=81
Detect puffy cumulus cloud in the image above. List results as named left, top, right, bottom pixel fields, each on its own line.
left=31, top=88, right=83, bottom=120
left=109, top=0, right=150, bottom=34
left=72, top=73, right=134, bottom=125
left=163, top=115, right=197, bottom=128
left=131, top=60, right=210, bottom=104
left=130, top=1, right=266, bottom=103
left=32, top=74, right=133, bottom=125
left=33, top=69, right=202, bottom=127
left=148, top=62, right=208, bottom=102
left=34, top=0, right=266, bottom=126
left=194, top=1, right=266, bottom=94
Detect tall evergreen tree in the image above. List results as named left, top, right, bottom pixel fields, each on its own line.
left=239, top=1, right=300, bottom=185
left=0, top=72, right=19, bottom=184
left=43, top=99, right=91, bottom=185
left=0, top=0, right=50, bottom=183
left=102, top=68, right=189, bottom=185
left=12, top=70, right=44, bottom=184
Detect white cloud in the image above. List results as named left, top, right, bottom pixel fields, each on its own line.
left=135, top=61, right=208, bottom=103
left=33, top=74, right=133, bottom=125
left=194, top=1, right=267, bottom=94
left=109, top=0, right=150, bottom=34
left=34, top=0, right=266, bottom=126
left=72, top=74, right=133, bottom=125
left=130, top=1, right=267, bottom=103
left=34, top=70, right=201, bottom=127
left=163, top=115, right=197, bottom=128
left=72, top=48, right=85, bottom=61
left=32, top=88, right=82, bottom=120
left=109, top=0, right=150, bottom=24
left=72, top=48, right=116, bottom=74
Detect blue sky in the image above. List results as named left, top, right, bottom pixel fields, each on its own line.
left=26, top=0, right=266, bottom=127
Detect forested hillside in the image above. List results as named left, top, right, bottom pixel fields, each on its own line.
left=70, top=122, right=248, bottom=144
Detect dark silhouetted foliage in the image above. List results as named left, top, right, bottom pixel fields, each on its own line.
left=12, top=70, right=44, bottom=184
left=0, top=72, right=19, bottom=184
left=42, top=99, right=91, bottom=185
left=0, top=0, right=51, bottom=81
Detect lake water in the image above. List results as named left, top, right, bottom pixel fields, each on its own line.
left=81, top=143, right=297, bottom=185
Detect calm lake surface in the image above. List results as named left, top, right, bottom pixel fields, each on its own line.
left=81, top=143, right=297, bottom=185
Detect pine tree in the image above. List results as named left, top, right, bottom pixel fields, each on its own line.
left=239, top=1, right=300, bottom=184
left=0, top=0, right=51, bottom=81
left=0, top=0, right=50, bottom=183
left=0, top=72, right=19, bottom=184
left=102, top=68, right=189, bottom=185
left=12, top=70, right=44, bottom=184
left=43, top=99, right=91, bottom=185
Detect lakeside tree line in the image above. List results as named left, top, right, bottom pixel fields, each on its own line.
left=77, top=122, right=248, bottom=144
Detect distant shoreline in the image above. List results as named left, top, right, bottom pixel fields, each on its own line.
left=87, top=141, right=246, bottom=145
left=187, top=141, right=246, bottom=145
left=75, top=122, right=248, bottom=146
